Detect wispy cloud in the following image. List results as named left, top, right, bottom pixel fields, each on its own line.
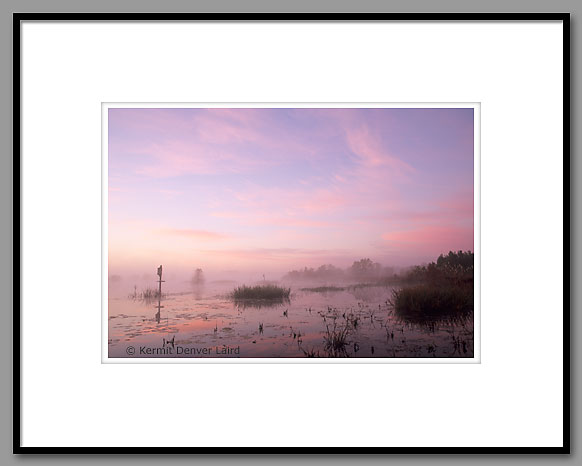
left=201, top=247, right=349, bottom=263
left=345, top=125, right=415, bottom=175
left=158, top=228, right=231, bottom=241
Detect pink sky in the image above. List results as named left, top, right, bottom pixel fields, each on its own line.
left=108, top=107, right=474, bottom=279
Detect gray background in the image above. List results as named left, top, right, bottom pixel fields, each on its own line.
left=3, top=0, right=579, bottom=464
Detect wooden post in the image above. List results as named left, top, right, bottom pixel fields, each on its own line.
left=155, top=265, right=165, bottom=321
left=157, top=265, right=164, bottom=296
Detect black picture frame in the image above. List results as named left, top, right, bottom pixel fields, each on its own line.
left=13, top=12, right=571, bottom=454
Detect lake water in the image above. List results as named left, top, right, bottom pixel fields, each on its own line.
left=108, top=281, right=474, bottom=359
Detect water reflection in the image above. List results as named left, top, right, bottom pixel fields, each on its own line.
left=233, top=297, right=291, bottom=310
left=191, top=284, right=204, bottom=300
left=109, top=280, right=474, bottom=359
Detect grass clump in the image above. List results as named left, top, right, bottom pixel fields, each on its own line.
left=231, top=284, right=291, bottom=300
left=323, top=321, right=351, bottom=357
left=129, top=286, right=164, bottom=303
left=141, top=287, right=162, bottom=300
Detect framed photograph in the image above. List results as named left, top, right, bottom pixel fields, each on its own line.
left=104, top=102, right=480, bottom=363
left=15, top=13, right=570, bottom=452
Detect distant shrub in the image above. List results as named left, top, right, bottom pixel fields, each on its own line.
left=283, top=264, right=345, bottom=282
left=403, top=251, right=474, bottom=286
left=348, top=258, right=382, bottom=280
left=192, top=268, right=205, bottom=285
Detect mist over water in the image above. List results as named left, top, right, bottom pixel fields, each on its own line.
left=108, top=261, right=474, bottom=359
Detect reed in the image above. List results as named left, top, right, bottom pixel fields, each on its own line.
left=390, top=284, right=473, bottom=323
left=129, top=286, right=164, bottom=302
left=323, top=321, right=351, bottom=356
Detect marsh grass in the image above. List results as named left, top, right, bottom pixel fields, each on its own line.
left=301, top=283, right=387, bottom=293
left=321, top=310, right=363, bottom=357
left=141, top=287, right=162, bottom=300
left=231, top=284, right=291, bottom=300
left=130, top=286, right=165, bottom=303
left=301, top=347, right=321, bottom=357
left=323, top=320, right=351, bottom=356
left=348, top=282, right=385, bottom=290
left=300, top=286, right=345, bottom=292
left=390, top=284, right=473, bottom=323
left=231, top=284, right=291, bottom=309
